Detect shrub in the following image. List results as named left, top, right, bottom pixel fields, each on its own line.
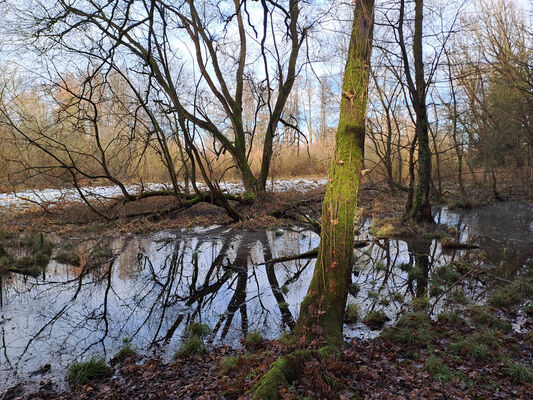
left=175, top=336, right=205, bottom=357
left=362, top=310, right=389, bottom=330
left=67, top=356, right=113, bottom=385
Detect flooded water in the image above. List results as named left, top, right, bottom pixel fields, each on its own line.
left=1, top=201, right=532, bottom=392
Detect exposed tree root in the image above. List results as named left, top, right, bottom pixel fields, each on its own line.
left=269, top=197, right=323, bottom=234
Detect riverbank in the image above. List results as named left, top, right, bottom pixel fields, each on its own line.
left=1, top=178, right=531, bottom=237
left=7, top=303, right=532, bottom=399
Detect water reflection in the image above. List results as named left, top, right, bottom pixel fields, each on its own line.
left=0, top=202, right=531, bottom=391
left=0, top=226, right=317, bottom=389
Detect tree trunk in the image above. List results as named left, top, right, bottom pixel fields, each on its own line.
left=406, top=0, right=433, bottom=222
left=405, top=134, right=417, bottom=214
left=293, top=0, right=374, bottom=347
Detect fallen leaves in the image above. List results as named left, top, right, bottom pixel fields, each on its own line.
left=12, top=316, right=533, bottom=400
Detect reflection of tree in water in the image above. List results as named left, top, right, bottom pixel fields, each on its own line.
left=351, top=237, right=462, bottom=318
left=3, top=206, right=530, bottom=382
left=435, top=204, right=533, bottom=280
left=1, top=227, right=312, bottom=383
left=351, top=220, right=531, bottom=324
left=162, top=230, right=298, bottom=343
left=405, top=238, right=433, bottom=299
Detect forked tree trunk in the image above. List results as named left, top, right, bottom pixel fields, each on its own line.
left=293, top=0, right=375, bottom=347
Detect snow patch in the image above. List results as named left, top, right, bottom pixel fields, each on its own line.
left=0, top=179, right=328, bottom=212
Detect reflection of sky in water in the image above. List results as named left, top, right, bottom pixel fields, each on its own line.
left=0, top=227, right=319, bottom=390
left=1, top=202, right=532, bottom=391
left=434, top=201, right=533, bottom=244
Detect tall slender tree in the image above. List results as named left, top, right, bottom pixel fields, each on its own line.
left=399, top=0, right=433, bottom=222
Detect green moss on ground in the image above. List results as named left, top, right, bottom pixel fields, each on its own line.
left=362, top=310, right=389, bottom=330
left=252, top=350, right=317, bottom=400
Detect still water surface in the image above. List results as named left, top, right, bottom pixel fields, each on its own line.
left=1, top=201, right=531, bottom=391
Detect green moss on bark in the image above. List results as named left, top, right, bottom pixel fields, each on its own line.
left=294, top=0, right=375, bottom=347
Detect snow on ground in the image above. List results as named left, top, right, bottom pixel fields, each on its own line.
left=0, top=178, right=328, bottom=212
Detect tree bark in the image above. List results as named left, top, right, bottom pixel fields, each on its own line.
left=293, top=0, right=375, bottom=347
left=398, top=0, right=433, bottom=222
left=408, top=0, right=433, bottom=221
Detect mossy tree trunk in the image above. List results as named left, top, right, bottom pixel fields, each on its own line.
left=293, top=0, right=375, bottom=347
left=399, top=0, right=433, bottom=222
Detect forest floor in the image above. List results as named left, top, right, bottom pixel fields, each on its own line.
left=2, top=174, right=530, bottom=237
left=6, top=304, right=532, bottom=400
